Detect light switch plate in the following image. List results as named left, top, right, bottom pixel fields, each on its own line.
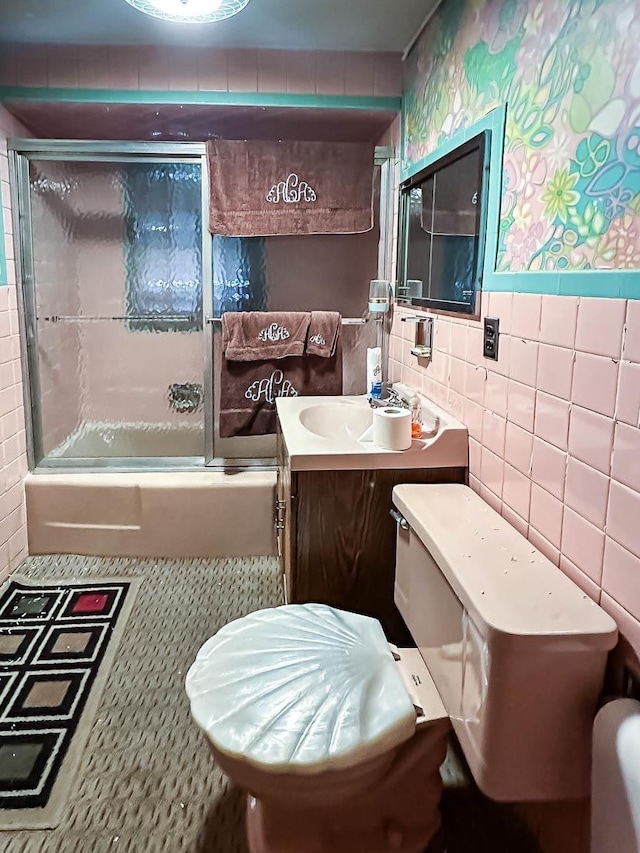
left=483, top=317, right=499, bottom=361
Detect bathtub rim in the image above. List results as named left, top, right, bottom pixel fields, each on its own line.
left=33, top=456, right=277, bottom=474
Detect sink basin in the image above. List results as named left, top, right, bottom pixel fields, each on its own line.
left=298, top=402, right=373, bottom=439
left=276, top=394, right=468, bottom=472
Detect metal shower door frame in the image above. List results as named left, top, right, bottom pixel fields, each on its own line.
left=8, top=140, right=216, bottom=470
left=9, top=140, right=397, bottom=472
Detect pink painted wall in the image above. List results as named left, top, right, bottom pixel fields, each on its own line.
left=0, top=44, right=402, bottom=97
left=0, top=104, right=31, bottom=577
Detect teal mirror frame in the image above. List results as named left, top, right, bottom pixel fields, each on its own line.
left=398, top=129, right=491, bottom=316
left=398, top=105, right=506, bottom=313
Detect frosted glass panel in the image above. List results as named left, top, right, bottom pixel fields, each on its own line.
left=124, top=163, right=202, bottom=332
left=29, top=159, right=204, bottom=461
left=213, top=235, right=266, bottom=315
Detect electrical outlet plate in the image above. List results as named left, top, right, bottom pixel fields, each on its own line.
left=483, top=317, right=499, bottom=361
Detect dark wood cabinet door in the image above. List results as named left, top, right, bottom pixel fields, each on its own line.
left=289, top=466, right=465, bottom=644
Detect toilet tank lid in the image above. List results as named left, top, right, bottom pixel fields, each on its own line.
left=185, top=604, right=417, bottom=774
left=393, top=484, right=617, bottom=649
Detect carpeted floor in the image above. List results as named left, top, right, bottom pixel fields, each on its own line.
left=1, top=554, right=283, bottom=853
left=0, top=554, right=547, bottom=853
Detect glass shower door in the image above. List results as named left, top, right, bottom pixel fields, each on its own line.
left=13, top=141, right=392, bottom=470
left=20, top=151, right=207, bottom=467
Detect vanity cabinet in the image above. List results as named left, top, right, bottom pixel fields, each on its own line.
left=276, top=426, right=466, bottom=644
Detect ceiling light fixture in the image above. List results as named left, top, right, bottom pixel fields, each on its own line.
left=124, top=0, right=252, bottom=24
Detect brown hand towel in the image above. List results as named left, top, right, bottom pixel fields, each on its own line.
left=306, top=311, right=342, bottom=358
left=219, top=342, right=343, bottom=437
left=222, top=311, right=311, bottom=362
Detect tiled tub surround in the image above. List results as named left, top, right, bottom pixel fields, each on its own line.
left=0, top=44, right=402, bottom=98
left=0, top=105, right=30, bottom=580
left=390, top=295, right=640, bottom=663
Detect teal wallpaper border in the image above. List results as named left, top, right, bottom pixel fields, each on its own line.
left=0, top=180, right=7, bottom=286
left=401, top=103, right=640, bottom=301
left=0, top=86, right=401, bottom=113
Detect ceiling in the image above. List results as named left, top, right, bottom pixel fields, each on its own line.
left=0, top=0, right=438, bottom=52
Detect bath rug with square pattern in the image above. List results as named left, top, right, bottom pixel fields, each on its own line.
left=0, top=575, right=141, bottom=830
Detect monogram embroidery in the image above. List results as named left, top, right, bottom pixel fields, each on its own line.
left=266, top=173, right=317, bottom=204
left=245, top=370, right=299, bottom=404
left=309, top=334, right=327, bottom=346
left=257, top=323, right=290, bottom=342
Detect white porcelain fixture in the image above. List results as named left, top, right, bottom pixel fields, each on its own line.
left=297, top=401, right=373, bottom=440
left=26, top=470, right=276, bottom=558
left=592, top=698, right=640, bottom=852
left=276, top=393, right=467, bottom=471
left=186, top=484, right=617, bottom=853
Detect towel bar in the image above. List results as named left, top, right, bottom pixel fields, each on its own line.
left=39, top=315, right=372, bottom=326
left=205, top=316, right=370, bottom=326
left=39, top=314, right=199, bottom=323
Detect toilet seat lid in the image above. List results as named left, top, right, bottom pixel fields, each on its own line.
left=185, top=604, right=416, bottom=774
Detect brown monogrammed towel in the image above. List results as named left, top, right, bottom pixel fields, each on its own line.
left=306, top=311, right=341, bottom=358
left=222, top=311, right=311, bottom=361
left=207, top=139, right=375, bottom=236
left=219, top=343, right=343, bottom=437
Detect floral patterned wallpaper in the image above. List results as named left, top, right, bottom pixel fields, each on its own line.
left=404, top=0, right=640, bottom=271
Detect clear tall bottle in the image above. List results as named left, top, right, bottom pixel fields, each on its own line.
left=409, top=394, right=422, bottom=439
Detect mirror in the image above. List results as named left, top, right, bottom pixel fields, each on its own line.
left=398, top=131, right=490, bottom=315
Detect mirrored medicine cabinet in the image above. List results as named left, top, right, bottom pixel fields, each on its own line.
left=397, top=130, right=491, bottom=316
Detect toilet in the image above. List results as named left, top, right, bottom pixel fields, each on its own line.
left=185, top=484, right=618, bottom=853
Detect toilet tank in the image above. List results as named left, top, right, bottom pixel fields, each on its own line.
left=392, top=484, right=618, bottom=802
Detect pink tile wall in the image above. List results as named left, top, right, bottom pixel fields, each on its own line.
left=0, top=105, right=31, bottom=578
left=390, top=292, right=640, bottom=666
left=0, top=44, right=402, bottom=98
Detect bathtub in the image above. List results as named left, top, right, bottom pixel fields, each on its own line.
left=25, top=470, right=277, bottom=559
left=47, top=421, right=204, bottom=459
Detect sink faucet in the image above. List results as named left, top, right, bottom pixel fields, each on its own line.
left=368, top=388, right=408, bottom=409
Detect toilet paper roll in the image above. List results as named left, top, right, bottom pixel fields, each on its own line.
left=372, top=406, right=412, bottom=451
